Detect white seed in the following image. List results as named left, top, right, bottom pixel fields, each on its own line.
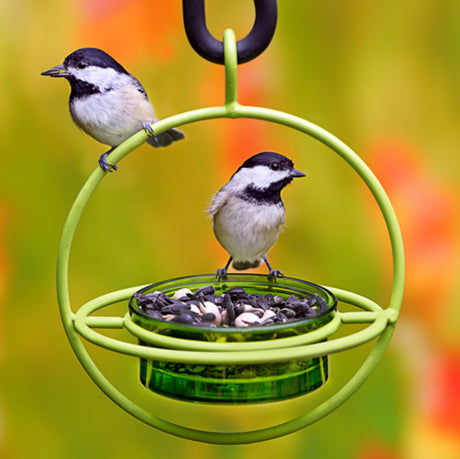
left=173, top=288, right=192, bottom=300
left=261, top=309, right=276, bottom=321
left=246, top=307, right=265, bottom=317
left=200, top=301, right=222, bottom=325
left=235, top=312, right=260, bottom=327
left=190, top=304, right=201, bottom=315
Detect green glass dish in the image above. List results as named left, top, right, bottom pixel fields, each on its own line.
left=128, top=274, right=337, bottom=404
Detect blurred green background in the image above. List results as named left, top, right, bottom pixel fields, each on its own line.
left=1, top=0, right=459, bottom=458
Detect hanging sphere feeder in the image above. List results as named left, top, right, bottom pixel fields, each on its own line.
left=56, top=1, right=404, bottom=445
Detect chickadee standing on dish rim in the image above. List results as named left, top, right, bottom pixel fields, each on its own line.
left=41, top=47, right=185, bottom=172
left=209, top=151, right=306, bottom=279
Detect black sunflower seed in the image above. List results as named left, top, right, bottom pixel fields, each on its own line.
left=200, top=313, right=216, bottom=323
left=170, top=313, right=196, bottom=324
left=222, top=293, right=235, bottom=325
left=195, top=285, right=216, bottom=297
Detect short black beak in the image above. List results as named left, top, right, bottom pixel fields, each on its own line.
left=41, top=64, right=68, bottom=77
left=290, top=168, right=306, bottom=178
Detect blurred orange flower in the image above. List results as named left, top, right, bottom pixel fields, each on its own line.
left=75, top=0, right=182, bottom=62
left=368, top=139, right=459, bottom=325
left=426, top=351, right=460, bottom=434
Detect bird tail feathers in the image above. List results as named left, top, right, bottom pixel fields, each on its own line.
left=232, top=259, right=263, bottom=270
left=147, top=127, right=185, bottom=147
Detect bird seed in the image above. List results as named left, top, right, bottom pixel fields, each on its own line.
left=133, top=285, right=325, bottom=327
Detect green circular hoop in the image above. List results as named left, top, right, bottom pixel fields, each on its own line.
left=56, top=30, right=404, bottom=444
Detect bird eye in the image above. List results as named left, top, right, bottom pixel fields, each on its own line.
left=77, top=61, right=87, bottom=69
left=271, top=163, right=280, bottom=170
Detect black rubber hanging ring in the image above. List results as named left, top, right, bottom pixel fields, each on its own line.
left=182, top=0, right=278, bottom=64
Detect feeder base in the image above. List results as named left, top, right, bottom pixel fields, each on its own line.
left=139, top=355, right=328, bottom=403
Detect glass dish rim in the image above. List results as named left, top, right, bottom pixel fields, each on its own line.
left=128, top=273, right=338, bottom=335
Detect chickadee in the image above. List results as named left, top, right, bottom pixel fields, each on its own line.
left=209, top=151, right=306, bottom=279
left=41, top=47, right=185, bottom=172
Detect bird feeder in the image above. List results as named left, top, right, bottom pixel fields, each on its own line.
left=56, top=0, right=404, bottom=444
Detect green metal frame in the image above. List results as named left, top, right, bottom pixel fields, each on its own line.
left=56, top=29, right=404, bottom=444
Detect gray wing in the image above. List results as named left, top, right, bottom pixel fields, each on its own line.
left=130, top=75, right=149, bottom=100
left=208, top=187, right=230, bottom=217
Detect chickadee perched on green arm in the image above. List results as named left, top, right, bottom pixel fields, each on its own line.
left=209, top=152, right=306, bottom=280
left=41, top=47, right=185, bottom=172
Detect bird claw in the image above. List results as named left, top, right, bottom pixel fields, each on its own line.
left=216, top=257, right=232, bottom=281
left=143, top=122, right=158, bottom=142
left=98, top=151, right=117, bottom=172
left=263, top=256, right=283, bottom=281
left=268, top=269, right=284, bottom=280
left=216, top=268, right=228, bottom=282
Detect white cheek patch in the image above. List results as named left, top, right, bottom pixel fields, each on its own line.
left=229, top=165, right=291, bottom=191
left=69, top=66, right=133, bottom=92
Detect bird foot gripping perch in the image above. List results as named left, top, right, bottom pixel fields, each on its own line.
left=216, top=257, right=284, bottom=281
left=142, top=122, right=158, bottom=143
left=98, top=149, right=117, bottom=173
left=264, top=256, right=284, bottom=280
